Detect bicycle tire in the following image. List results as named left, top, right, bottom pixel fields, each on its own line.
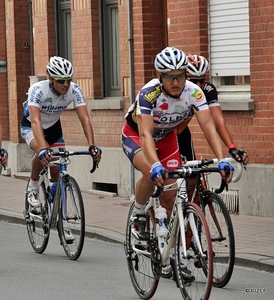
left=24, top=178, right=50, bottom=254
left=57, top=175, right=85, bottom=260
left=202, top=190, right=235, bottom=288
left=174, top=202, right=213, bottom=300
left=124, top=202, right=159, bottom=299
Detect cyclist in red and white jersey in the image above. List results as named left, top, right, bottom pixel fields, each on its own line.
left=20, top=57, right=101, bottom=234
left=0, top=124, right=8, bottom=169
left=177, top=54, right=248, bottom=164
left=122, top=47, right=234, bottom=240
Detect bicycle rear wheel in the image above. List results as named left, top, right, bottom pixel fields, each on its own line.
left=124, top=202, right=159, bottom=299
left=24, top=178, right=50, bottom=254
left=174, top=202, right=213, bottom=300
left=202, top=191, right=235, bottom=288
left=58, top=176, right=85, bottom=260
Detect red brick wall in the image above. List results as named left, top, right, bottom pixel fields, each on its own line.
left=2, top=0, right=274, bottom=162
left=249, top=0, right=274, bottom=164
left=5, top=0, right=31, bottom=143
left=0, top=1, right=9, bottom=141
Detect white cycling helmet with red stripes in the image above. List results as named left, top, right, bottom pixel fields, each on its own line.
left=154, top=47, right=188, bottom=73
left=187, top=54, right=209, bottom=78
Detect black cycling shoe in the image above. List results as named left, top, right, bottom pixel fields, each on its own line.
left=131, top=214, right=149, bottom=240
left=162, top=264, right=173, bottom=279
left=179, top=265, right=195, bottom=283
left=170, top=258, right=195, bottom=284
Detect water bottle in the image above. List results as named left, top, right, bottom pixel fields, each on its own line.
left=48, top=182, right=57, bottom=203
left=156, top=206, right=168, bottom=236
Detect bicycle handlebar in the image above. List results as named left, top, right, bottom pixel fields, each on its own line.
left=183, top=157, right=244, bottom=183
left=40, top=150, right=98, bottom=175
left=151, top=157, right=245, bottom=197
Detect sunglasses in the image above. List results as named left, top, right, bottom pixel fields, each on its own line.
left=161, top=72, right=186, bottom=81
left=190, top=78, right=205, bottom=84
left=53, top=77, right=72, bottom=84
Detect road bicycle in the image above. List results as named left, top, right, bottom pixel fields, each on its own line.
left=23, top=150, right=97, bottom=260
left=0, top=148, right=6, bottom=174
left=124, top=167, right=214, bottom=300
left=184, top=157, right=244, bottom=288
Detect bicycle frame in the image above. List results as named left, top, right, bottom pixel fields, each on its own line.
left=145, top=180, right=206, bottom=267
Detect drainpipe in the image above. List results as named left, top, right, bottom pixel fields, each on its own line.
left=128, top=0, right=135, bottom=199
left=28, top=0, right=34, bottom=75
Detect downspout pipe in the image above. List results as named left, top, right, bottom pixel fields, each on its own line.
left=28, top=0, right=34, bottom=75
left=128, top=0, right=135, bottom=198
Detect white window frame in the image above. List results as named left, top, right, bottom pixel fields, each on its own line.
left=209, top=0, right=253, bottom=111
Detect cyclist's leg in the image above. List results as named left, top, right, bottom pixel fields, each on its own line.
left=21, top=126, right=44, bottom=207
left=122, top=124, right=154, bottom=240
left=48, top=136, right=66, bottom=182
left=177, top=126, right=198, bottom=201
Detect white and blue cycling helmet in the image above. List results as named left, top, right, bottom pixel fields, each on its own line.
left=154, top=47, right=188, bottom=73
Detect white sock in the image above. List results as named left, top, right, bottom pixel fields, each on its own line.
left=133, top=202, right=145, bottom=216
left=29, top=178, right=38, bottom=188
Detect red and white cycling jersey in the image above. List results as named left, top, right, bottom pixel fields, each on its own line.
left=125, top=78, right=209, bottom=141
left=22, top=80, right=86, bottom=129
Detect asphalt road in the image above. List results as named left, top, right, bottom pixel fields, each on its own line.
left=1, top=221, right=274, bottom=300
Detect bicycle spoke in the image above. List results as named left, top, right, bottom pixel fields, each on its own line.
left=124, top=203, right=159, bottom=299
left=24, top=178, right=50, bottom=254
left=58, top=176, right=85, bottom=260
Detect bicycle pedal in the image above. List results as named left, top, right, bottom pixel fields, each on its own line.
left=194, top=259, right=202, bottom=268
left=30, top=208, right=41, bottom=215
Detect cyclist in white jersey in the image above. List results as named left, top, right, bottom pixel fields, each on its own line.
left=122, top=47, right=235, bottom=282
left=20, top=57, right=102, bottom=233
left=122, top=47, right=234, bottom=237
left=0, top=124, right=8, bottom=169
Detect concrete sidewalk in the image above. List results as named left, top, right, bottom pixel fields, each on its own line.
left=1, top=175, right=274, bottom=273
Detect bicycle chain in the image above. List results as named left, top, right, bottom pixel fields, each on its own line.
left=149, top=237, right=162, bottom=279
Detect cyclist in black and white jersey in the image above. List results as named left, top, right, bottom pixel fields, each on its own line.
left=20, top=56, right=101, bottom=240
left=122, top=47, right=235, bottom=236
left=177, top=54, right=248, bottom=164
left=0, top=124, right=8, bottom=169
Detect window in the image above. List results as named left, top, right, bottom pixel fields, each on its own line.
left=209, top=0, right=251, bottom=103
left=55, top=0, right=72, bottom=62
left=101, top=0, right=120, bottom=97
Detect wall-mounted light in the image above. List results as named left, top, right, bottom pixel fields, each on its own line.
left=24, top=43, right=29, bottom=49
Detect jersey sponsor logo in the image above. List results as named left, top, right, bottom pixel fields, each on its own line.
left=144, top=85, right=161, bottom=103
left=29, top=86, right=43, bottom=104
left=191, top=88, right=204, bottom=102
left=122, top=143, right=132, bottom=155
left=41, top=105, right=68, bottom=112
left=204, top=83, right=214, bottom=93
left=44, top=97, right=53, bottom=103
left=167, top=159, right=179, bottom=168
left=72, top=84, right=84, bottom=104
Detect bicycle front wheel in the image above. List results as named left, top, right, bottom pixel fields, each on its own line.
left=202, top=191, right=235, bottom=288
left=24, top=178, right=50, bottom=254
left=174, top=202, right=213, bottom=300
left=57, top=176, right=85, bottom=260
left=124, top=202, right=159, bottom=299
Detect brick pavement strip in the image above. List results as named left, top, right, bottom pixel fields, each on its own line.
left=1, top=175, right=274, bottom=272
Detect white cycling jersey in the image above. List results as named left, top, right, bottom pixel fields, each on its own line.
left=125, top=78, right=209, bottom=141
left=22, top=80, right=86, bottom=129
